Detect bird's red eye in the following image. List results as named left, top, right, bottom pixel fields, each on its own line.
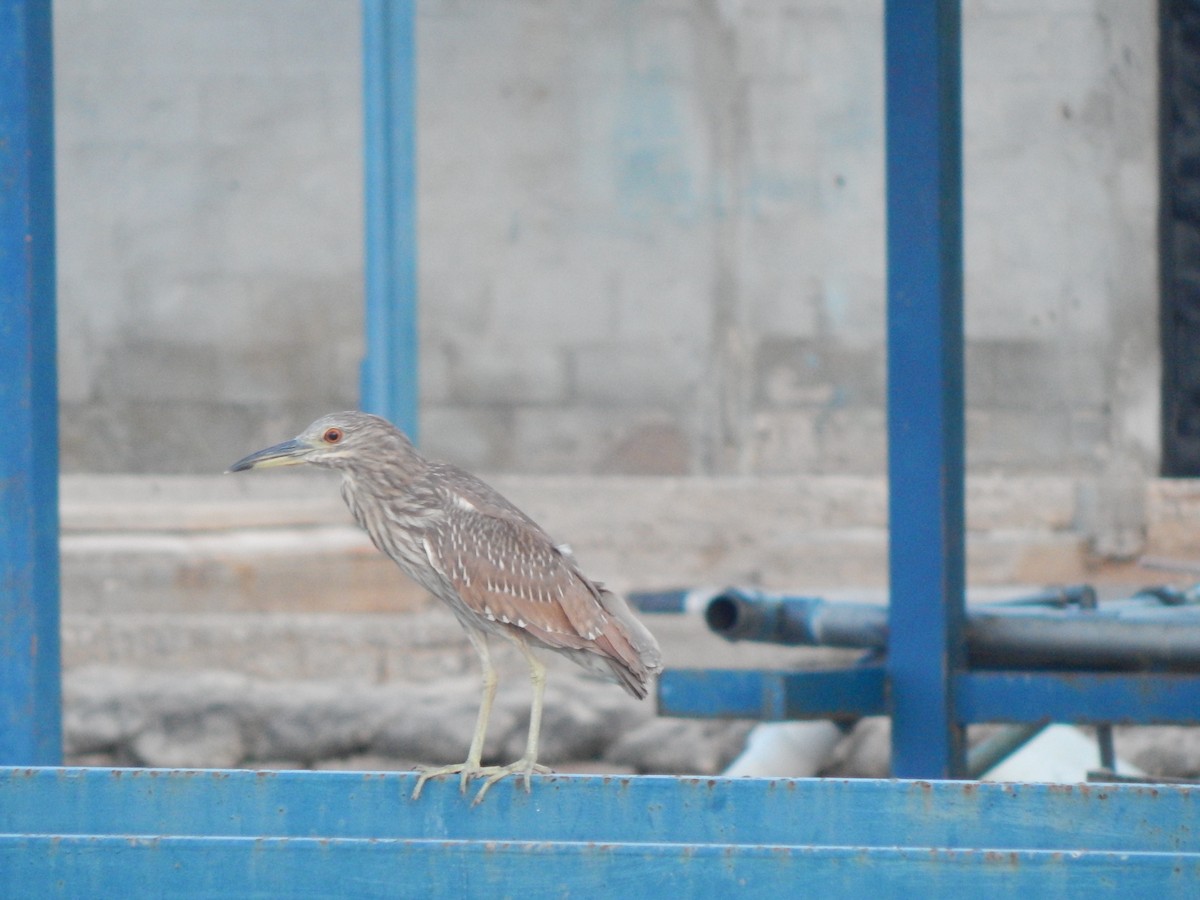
left=323, top=427, right=343, bottom=444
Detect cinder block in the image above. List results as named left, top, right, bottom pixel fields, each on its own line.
left=965, top=339, right=1109, bottom=411
left=754, top=337, right=885, bottom=408
left=749, top=409, right=822, bottom=474
left=571, top=340, right=704, bottom=407
left=444, top=340, right=567, bottom=406
left=967, top=408, right=1109, bottom=471
left=813, top=407, right=887, bottom=475
left=418, top=406, right=515, bottom=472
left=508, top=406, right=640, bottom=474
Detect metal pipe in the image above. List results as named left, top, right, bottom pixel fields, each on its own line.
left=988, top=585, right=1096, bottom=608
left=704, top=592, right=888, bottom=649
left=963, top=610, right=1200, bottom=669
left=705, top=588, right=1200, bottom=672
left=361, top=0, right=419, bottom=439
left=628, top=589, right=714, bottom=615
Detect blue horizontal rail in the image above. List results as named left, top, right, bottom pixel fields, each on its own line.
left=658, top=667, right=887, bottom=720
left=956, top=671, right=1200, bottom=724
left=660, top=668, right=1200, bottom=726
left=2, top=835, right=1196, bottom=899
left=2, top=768, right=1197, bottom=897
left=2, top=768, right=1195, bottom=851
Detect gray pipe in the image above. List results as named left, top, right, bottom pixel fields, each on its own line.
left=704, top=593, right=888, bottom=649
left=705, top=587, right=1200, bottom=672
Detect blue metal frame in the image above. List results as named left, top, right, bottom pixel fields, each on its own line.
left=0, top=0, right=60, bottom=766
left=652, top=0, right=1200, bottom=774
left=659, top=666, right=887, bottom=720
left=955, top=671, right=1200, bottom=724
left=660, top=668, right=1200, bottom=727
left=3, top=2, right=1198, bottom=891
left=361, top=0, right=419, bottom=440
left=1, top=768, right=1197, bottom=896
left=884, top=0, right=966, bottom=778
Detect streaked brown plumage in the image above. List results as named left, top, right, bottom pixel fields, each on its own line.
left=229, top=411, right=662, bottom=802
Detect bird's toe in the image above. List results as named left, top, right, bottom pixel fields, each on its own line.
left=470, top=759, right=552, bottom=805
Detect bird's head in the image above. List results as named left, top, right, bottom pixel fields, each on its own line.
left=227, top=411, right=417, bottom=473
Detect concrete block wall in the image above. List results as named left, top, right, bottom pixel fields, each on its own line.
left=54, top=0, right=365, bottom=472
left=54, top=1, right=1158, bottom=493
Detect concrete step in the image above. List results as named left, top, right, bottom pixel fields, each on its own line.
left=60, top=609, right=837, bottom=683
left=58, top=473, right=1104, bottom=617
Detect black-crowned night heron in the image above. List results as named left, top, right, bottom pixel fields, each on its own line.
left=229, top=411, right=662, bottom=803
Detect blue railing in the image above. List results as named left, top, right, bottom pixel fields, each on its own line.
left=1, top=768, right=1197, bottom=896
left=2, top=0, right=1198, bottom=892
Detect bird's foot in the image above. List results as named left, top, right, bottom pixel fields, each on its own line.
left=411, top=762, right=486, bottom=800
left=470, top=758, right=552, bottom=806
left=410, top=760, right=552, bottom=803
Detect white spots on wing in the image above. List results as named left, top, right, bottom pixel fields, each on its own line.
left=421, top=538, right=439, bottom=572
left=429, top=500, right=615, bottom=649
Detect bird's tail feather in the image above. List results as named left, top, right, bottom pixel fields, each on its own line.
left=594, top=588, right=663, bottom=699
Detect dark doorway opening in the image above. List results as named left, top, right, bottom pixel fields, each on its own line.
left=1161, top=1, right=1200, bottom=475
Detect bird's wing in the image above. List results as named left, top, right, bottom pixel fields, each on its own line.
left=419, top=476, right=647, bottom=674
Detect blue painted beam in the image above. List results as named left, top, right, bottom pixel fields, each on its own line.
left=657, top=667, right=887, bottom=720
left=662, top=665, right=1200, bottom=727
left=884, top=0, right=966, bottom=777
left=956, top=671, right=1200, bottom=725
left=0, top=0, right=60, bottom=765
left=1, top=835, right=1196, bottom=900
left=2, top=768, right=1196, bottom=853
left=361, top=0, right=419, bottom=440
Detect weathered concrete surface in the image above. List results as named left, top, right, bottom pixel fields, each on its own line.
left=63, top=471, right=1200, bottom=624
left=63, top=665, right=753, bottom=776
left=53, top=1, right=1159, bottom=539
left=61, top=472, right=1106, bottom=624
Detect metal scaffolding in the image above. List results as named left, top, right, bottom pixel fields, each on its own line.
left=2, top=0, right=1198, bottom=892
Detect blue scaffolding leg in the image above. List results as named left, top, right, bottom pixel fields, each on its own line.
left=361, top=0, right=419, bottom=441
left=0, top=0, right=61, bottom=765
left=884, top=0, right=966, bottom=777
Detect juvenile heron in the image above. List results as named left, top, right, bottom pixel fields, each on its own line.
left=229, top=411, right=662, bottom=803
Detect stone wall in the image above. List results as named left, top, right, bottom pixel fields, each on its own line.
left=54, top=1, right=1159, bottom=494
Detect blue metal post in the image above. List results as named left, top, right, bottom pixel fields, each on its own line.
left=0, top=0, right=61, bottom=764
left=361, top=0, right=419, bottom=441
left=884, top=0, right=965, bottom=777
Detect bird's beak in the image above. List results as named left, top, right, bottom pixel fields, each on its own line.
left=227, top=437, right=313, bottom=473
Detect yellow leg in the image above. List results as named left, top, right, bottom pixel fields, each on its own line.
left=471, top=640, right=552, bottom=805
left=411, top=631, right=499, bottom=800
